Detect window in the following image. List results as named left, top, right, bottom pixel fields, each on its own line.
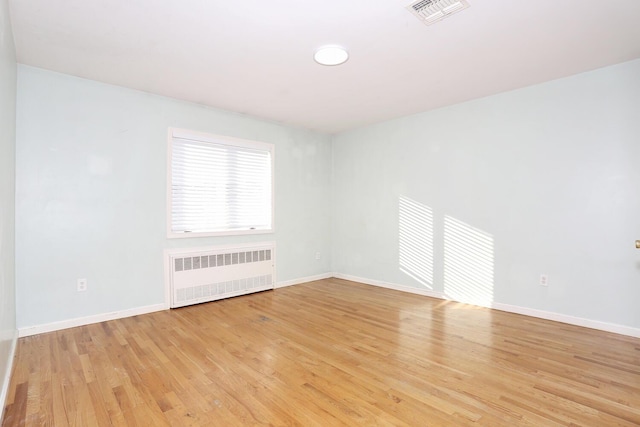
left=168, top=128, right=274, bottom=238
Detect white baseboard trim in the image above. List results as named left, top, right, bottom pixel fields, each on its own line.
left=333, top=273, right=445, bottom=300
left=332, top=273, right=640, bottom=339
left=489, top=302, right=640, bottom=338
left=17, top=272, right=334, bottom=338
left=15, top=274, right=640, bottom=339
left=18, top=303, right=167, bottom=338
left=276, top=272, right=333, bottom=289
left=0, top=329, right=18, bottom=425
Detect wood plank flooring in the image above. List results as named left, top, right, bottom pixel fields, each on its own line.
left=3, top=278, right=640, bottom=426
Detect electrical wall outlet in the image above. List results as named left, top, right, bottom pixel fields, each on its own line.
left=539, top=274, right=548, bottom=287
left=315, top=252, right=321, bottom=260
left=77, top=278, right=88, bottom=292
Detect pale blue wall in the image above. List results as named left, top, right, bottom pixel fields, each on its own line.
left=15, top=66, right=332, bottom=328
left=332, top=59, right=640, bottom=329
left=14, top=57, right=640, bottom=332
left=0, top=0, right=17, bottom=406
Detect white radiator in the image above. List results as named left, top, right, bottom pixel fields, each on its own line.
left=167, top=242, right=275, bottom=308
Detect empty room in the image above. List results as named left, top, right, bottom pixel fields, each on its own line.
left=1, top=0, right=640, bottom=425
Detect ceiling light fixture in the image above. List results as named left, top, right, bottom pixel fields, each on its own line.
left=407, top=0, right=470, bottom=25
left=314, top=46, right=349, bottom=66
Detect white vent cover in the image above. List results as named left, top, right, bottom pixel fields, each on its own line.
left=407, top=0, right=470, bottom=25
left=166, top=243, right=275, bottom=308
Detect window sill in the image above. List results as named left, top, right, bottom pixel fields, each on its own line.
left=167, top=228, right=275, bottom=239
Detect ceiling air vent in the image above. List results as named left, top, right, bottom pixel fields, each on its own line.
left=407, top=0, right=470, bottom=25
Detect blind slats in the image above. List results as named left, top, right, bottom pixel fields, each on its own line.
left=170, top=134, right=273, bottom=234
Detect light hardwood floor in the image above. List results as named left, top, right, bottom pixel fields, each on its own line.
left=3, top=278, right=640, bottom=426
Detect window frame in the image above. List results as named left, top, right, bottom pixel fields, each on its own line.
left=167, top=127, right=275, bottom=239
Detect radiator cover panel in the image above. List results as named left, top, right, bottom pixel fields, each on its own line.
left=168, top=243, right=275, bottom=308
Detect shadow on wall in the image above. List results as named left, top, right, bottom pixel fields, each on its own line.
left=398, top=196, right=495, bottom=306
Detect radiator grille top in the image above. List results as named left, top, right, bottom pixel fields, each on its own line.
left=174, top=249, right=272, bottom=272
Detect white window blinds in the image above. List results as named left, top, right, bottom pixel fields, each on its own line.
left=169, top=130, right=273, bottom=236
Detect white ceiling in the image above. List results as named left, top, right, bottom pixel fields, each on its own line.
left=9, top=0, right=640, bottom=134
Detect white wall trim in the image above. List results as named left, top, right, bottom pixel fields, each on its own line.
left=17, top=269, right=323, bottom=339
left=489, top=302, right=640, bottom=338
left=0, top=330, right=18, bottom=425
left=276, top=272, right=333, bottom=289
left=333, top=273, right=445, bottom=299
left=333, top=273, right=640, bottom=339
left=16, top=273, right=638, bottom=340
left=18, top=304, right=166, bottom=338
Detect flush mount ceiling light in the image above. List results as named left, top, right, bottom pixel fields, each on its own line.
left=407, top=0, right=470, bottom=25
left=314, top=46, right=349, bottom=66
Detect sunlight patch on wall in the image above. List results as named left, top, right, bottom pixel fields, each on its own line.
left=443, top=216, right=494, bottom=306
left=399, top=196, right=433, bottom=288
